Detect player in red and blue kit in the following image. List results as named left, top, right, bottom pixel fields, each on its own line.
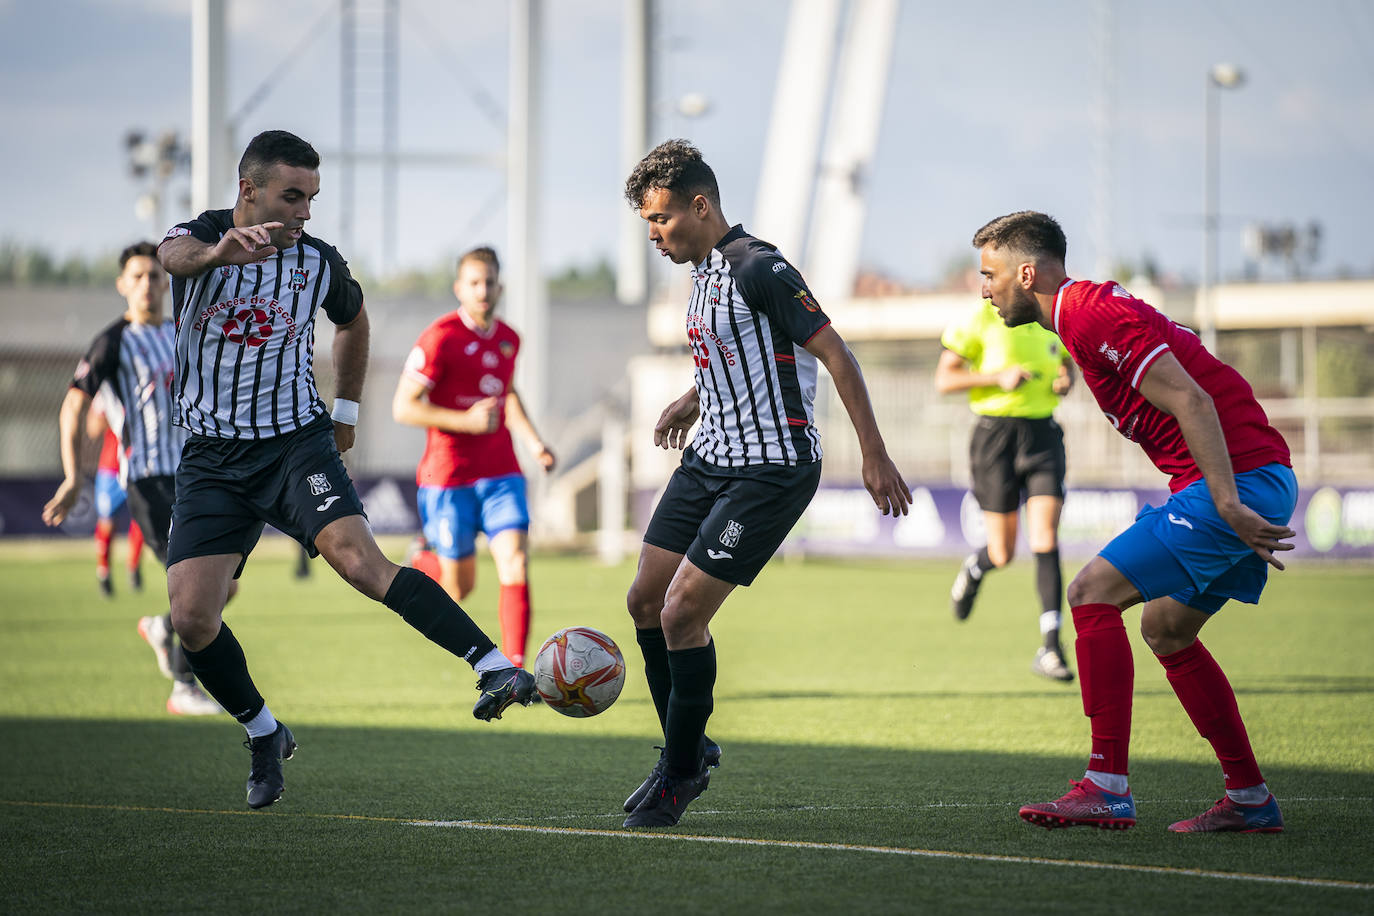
left=974, top=211, right=1296, bottom=834
left=392, top=246, right=555, bottom=667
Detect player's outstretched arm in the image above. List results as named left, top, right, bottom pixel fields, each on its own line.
left=805, top=326, right=912, bottom=517
left=934, top=348, right=1031, bottom=394
left=158, top=222, right=283, bottom=278
left=505, top=389, right=555, bottom=471
left=1137, top=353, right=1296, bottom=569
left=331, top=304, right=369, bottom=454
left=42, top=388, right=93, bottom=527
left=653, top=386, right=700, bottom=450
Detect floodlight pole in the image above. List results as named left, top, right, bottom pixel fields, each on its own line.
left=1200, top=64, right=1245, bottom=351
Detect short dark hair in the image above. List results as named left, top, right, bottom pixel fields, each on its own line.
left=118, top=241, right=159, bottom=270
left=458, top=245, right=500, bottom=276
left=238, top=130, right=321, bottom=187
left=971, top=211, right=1067, bottom=265
left=624, top=139, right=721, bottom=209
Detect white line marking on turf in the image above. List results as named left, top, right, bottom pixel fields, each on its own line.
left=5, top=799, right=1369, bottom=892
left=408, top=820, right=1374, bottom=892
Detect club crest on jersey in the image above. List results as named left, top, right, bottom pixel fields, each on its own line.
left=720, top=519, right=744, bottom=548
left=1098, top=341, right=1129, bottom=367
left=793, top=289, right=820, bottom=312
left=288, top=267, right=310, bottom=291
left=499, top=341, right=516, bottom=358
left=307, top=473, right=332, bottom=496
left=219, top=265, right=234, bottom=278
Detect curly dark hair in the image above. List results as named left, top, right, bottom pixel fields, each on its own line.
left=238, top=130, right=321, bottom=187
left=971, top=211, right=1067, bottom=264
left=118, top=241, right=159, bottom=270
left=624, top=139, right=721, bottom=210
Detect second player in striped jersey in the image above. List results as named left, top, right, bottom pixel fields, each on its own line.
left=618, top=140, right=912, bottom=828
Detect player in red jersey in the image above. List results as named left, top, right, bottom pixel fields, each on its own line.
left=392, top=246, right=555, bottom=667
left=974, top=211, right=1295, bottom=834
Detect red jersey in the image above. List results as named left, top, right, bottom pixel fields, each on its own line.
left=404, top=310, right=522, bottom=487
left=98, top=428, right=121, bottom=473
left=1052, top=279, right=1290, bottom=492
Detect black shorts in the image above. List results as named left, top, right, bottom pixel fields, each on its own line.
left=167, top=414, right=366, bottom=577
left=126, top=474, right=175, bottom=564
left=968, top=415, right=1066, bottom=514
left=643, top=447, right=822, bottom=586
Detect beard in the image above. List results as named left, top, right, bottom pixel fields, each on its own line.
left=999, top=287, right=1040, bottom=327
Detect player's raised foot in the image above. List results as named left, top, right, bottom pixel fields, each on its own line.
left=1019, top=777, right=1136, bottom=830
left=623, top=737, right=723, bottom=814
left=129, top=566, right=144, bottom=592
left=623, top=763, right=711, bottom=828
left=950, top=560, right=981, bottom=621
left=1168, top=795, right=1283, bottom=833
left=137, top=615, right=175, bottom=680
left=167, top=680, right=223, bottom=716
left=244, top=722, right=296, bottom=810
left=472, top=667, right=537, bottom=721
left=98, top=573, right=114, bottom=598
left=1032, top=646, right=1075, bottom=682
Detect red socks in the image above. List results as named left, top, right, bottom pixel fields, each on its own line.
left=127, top=521, right=145, bottom=571
left=499, top=583, right=531, bottom=668
left=1156, top=640, right=1263, bottom=789
left=94, top=519, right=113, bottom=577
left=410, top=549, right=442, bottom=583
left=1071, top=603, right=1134, bottom=776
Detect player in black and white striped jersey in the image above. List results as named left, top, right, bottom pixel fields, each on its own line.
left=158, top=130, right=535, bottom=811
left=42, top=241, right=220, bottom=716
left=619, top=140, right=913, bottom=828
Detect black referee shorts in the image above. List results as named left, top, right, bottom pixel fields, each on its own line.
left=126, top=474, right=176, bottom=564
left=644, top=447, right=821, bottom=586
left=968, top=415, right=1066, bottom=514
left=167, top=414, right=366, bottom=577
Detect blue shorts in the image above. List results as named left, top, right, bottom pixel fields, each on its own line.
left=418, top=474, right=529, bottom=560
left=95, top=469, right=127, bottom=520
left=1099, top=463, right=1298, bottom=614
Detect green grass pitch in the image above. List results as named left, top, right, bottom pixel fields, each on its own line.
left=1, top=537, right=1371, bottom=913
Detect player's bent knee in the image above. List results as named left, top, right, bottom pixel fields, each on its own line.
left=625, top=585, right=664, bottom=628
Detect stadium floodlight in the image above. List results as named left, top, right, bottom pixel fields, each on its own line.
left=1200, top=63, right=1246, bottom=350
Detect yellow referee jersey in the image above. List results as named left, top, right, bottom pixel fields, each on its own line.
left=941, top=299, right=1069, bottom=418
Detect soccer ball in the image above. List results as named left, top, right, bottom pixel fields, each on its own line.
left=533, top=626, right=626, bottom=718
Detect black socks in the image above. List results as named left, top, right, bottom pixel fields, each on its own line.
left=664, top=641, right=717, bottom=777
left=182, top=623, right=265, bottom=723
left=383, top=566, right=496, bottom=666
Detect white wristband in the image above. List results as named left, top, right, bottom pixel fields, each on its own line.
left=331, top=398, right=359, bottom=425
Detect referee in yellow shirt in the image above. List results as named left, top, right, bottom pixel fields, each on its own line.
left=936, top=299, right=1075, bottom=681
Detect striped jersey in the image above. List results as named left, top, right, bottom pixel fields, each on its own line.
left=70, top=317, right=186, bottom=481
left=686, top=225, right=830, bottom=467
left=162, top=209, right=363, bottom=439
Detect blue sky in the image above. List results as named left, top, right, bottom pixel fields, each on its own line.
left=3, top=0, right=1372, bottom=287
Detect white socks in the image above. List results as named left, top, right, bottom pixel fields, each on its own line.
left=473, top=647, right=516, bottom=673
left=1085, top=769, right=1129, bottom=795
left=1039, top=610, right=1061, bottom=636
left=1227, top=783, right=1270, bottom=805
left=243, top=705, right=278, bottom=739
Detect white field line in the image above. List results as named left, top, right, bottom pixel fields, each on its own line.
left=411, top=819, right=1374, bottom=891
left=4, top=799, right=1369, bottom=893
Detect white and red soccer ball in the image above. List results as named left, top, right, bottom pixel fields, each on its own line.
left=533, top=626, right=625, bottom=718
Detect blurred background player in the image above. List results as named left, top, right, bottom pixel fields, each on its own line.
left=392, top=246, right=556, bottom=668
left=619, top=140, right=912, bottom=828
left=974, top=211, right=1296, bottom=834
left=42, top=241, right=220, bottom=716
left=936, top=298, right=1076, bottom=682
left=88, top=395, right=146, bottom=597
